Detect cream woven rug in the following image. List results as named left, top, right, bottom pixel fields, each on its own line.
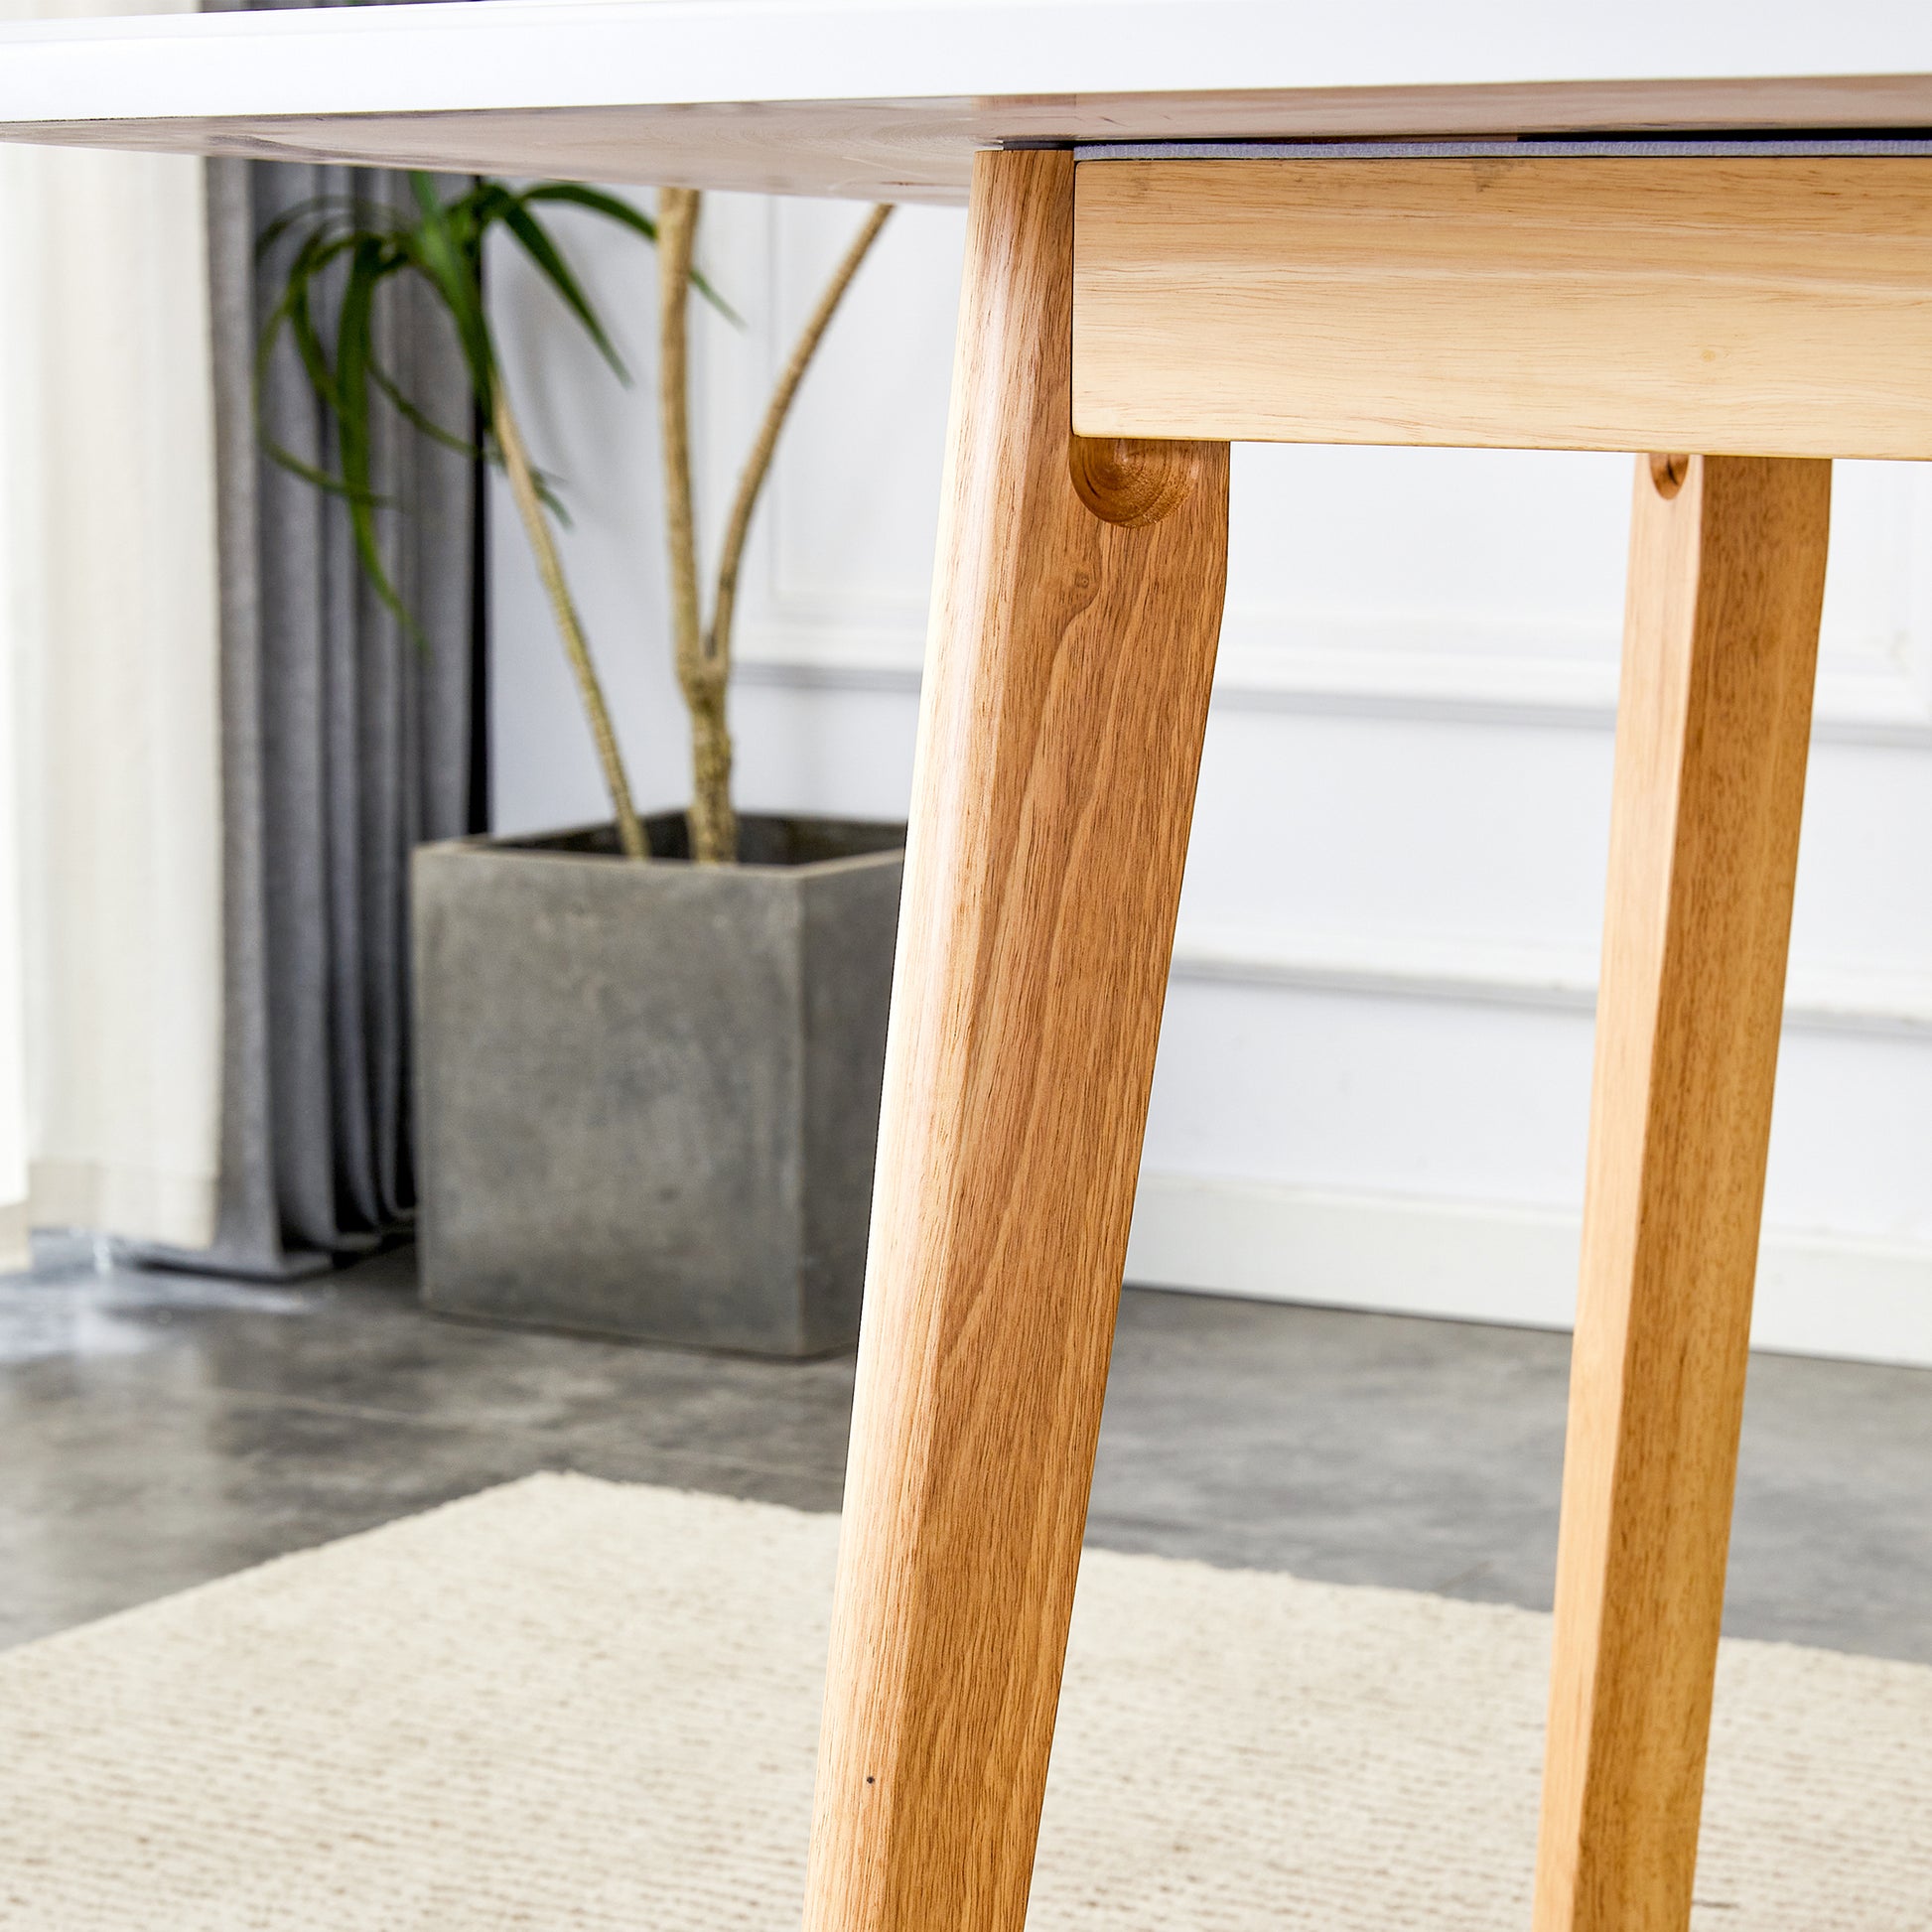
left=1, top=1474, right=1926, bottom=1930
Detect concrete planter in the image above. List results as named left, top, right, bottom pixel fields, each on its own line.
left=411, top=813, right=903, bottom=1355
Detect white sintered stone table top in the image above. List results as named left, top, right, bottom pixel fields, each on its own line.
left=1, top=0, right=1931, bottom=202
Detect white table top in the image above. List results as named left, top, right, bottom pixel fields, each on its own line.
left=2, top=0, right=1932, bottom=203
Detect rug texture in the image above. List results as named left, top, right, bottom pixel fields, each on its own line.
left=0, top=1473, right=1926, bottom=1930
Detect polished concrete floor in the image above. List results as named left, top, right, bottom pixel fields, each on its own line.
left=2, top=1244, right=1928, bottom=1662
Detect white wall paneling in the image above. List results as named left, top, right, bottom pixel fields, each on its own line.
left=491, top=192, right=1932, bottom=1367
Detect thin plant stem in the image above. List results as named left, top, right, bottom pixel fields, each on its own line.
left=656, top=187, right=735, bottom=864
left=492, top=385, right=647, bottom=861
left=708, top=204, right=893, bottom=692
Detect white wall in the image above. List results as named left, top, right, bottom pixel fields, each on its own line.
left=489, top=191, right=1932, bottom=1369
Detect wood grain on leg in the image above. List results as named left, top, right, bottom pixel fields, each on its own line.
left=1533, top=454, right=1831, bottom=1932
left=800, top=146, right=1229, bottom=1932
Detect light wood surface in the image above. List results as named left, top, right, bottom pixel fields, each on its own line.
left=1532, top=454, right=1831, bottom=1932
left=5, top=0, right=1932, bottom=198
left=1073, top=156, right=1932, bottom=457
left=802, top=146, right=1228, bottom=1931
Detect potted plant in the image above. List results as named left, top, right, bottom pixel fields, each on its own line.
left=261, top=176, right=900, bottom=1354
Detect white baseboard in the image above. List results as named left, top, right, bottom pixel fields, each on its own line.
left=1125, top=1171, right=1932, bottom=1370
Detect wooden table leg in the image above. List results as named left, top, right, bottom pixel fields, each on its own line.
left=1532, top=453, right=1832, bottom=1932
left=800, top=147, right=1229, bottom=1932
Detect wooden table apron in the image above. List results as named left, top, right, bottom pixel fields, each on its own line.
left=802, top=143, right=1863, bottom=1932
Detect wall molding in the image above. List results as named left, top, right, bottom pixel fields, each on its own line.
left=1167, top=926, right=1932, bottom=1037
left=733, top=606, right=1932, bottom=746
left=1125, top=1171, right=1932, bottom=1370
left=735, top=627, right=1932, bottom=1035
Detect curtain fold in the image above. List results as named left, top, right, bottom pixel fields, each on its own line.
left=0, top=0, right=224, bottom=1269
left=172, top=141, right=480, bottom=1279
left=0, top=0, right=481, bottom=1281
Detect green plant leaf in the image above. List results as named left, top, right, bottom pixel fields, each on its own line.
left=254, top=193, right=389, bottom=263
left=255, top=167, right=733, bottom=652
left=520, top=181, right=658, bottom=240
left=336, top=233, right=420, bottom=639
left=532, top=468, right=574, bottom=527
left=405, top=173, right=494, bottom=411
left=257, top=440, right=388, bottom=505
left=368, top=358, right=483, bottom=462
left=499, top=196, right=628, bottom=380
left=522, top=184, right=741, bottom=323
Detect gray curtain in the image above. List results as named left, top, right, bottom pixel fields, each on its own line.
left=158, top=151, right=483, bottom=1280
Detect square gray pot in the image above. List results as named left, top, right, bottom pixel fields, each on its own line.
left=411, top=813, right=903, bottom=1356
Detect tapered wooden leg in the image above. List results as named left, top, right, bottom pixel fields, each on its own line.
left=800, top=148, right=1229, bottom=1932
left=1532, top=453, right=1832, bottom=1932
